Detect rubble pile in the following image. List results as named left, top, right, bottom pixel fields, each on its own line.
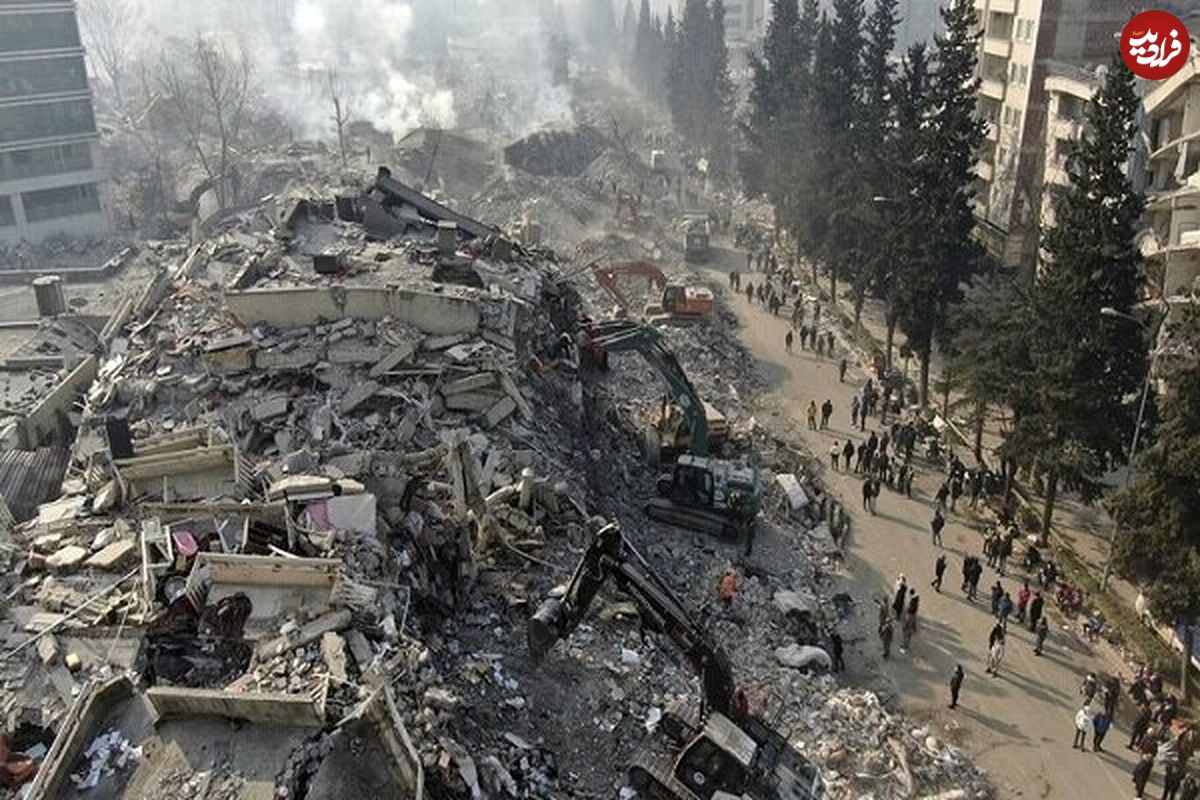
left=503, top=128, right=605, bottom=178
left=0, top=93, right=995, bottom=797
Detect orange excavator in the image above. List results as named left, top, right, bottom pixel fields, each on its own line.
left=591, top=261, right=714, bottom=323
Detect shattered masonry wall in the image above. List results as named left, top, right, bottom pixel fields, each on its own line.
left=20, top=354, right=98, bottom=448
left=224, top=286, right=480, bottom=335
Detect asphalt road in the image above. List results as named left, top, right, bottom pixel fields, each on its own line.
left=705, top=256, right=1156, bottom=800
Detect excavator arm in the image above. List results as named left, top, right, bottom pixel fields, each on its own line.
left=528, top=522, right=736, bottom=717
left=591, top=261, right=668, bottom=313
left=588, top=321, right=710, bottom=456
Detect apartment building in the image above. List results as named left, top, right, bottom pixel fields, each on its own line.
left=972, top=0, right=1129, bottom=269
left=0, top=0, right=110, bottom=247
left=1038, top=61, right=1101, bottom=233
left=1143, top=53, right=1200, bottom=301
left=723, top=0, right=767, bottom=43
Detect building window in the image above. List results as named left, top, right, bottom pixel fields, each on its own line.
left=0, top=142, right=92, bottom=181
left=0, top=195, right=14, bottom=227
left=0, top=56, right=88, bottom=100
left=1058, top=95, right=1084, bottom=122
left=0, top=99, right=96, bottom=146
left=0, top=12, right=81, bottom=55
left=21, top=182, right=100, bottom=223
left=998, top=145, right=1009, bottom=165
left=1019, top=64, right=1029, bottom=84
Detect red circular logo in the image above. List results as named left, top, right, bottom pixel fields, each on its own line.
left=1122, top=11, right=1190, bottom=81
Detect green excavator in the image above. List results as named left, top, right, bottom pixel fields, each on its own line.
left=586, top=320, right=763, bottom=541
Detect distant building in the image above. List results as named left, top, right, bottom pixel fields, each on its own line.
left=1037, top=61, right=1101, bottom=236
left=897, top=0, right=944, bottom=51
left=0, top=0, right=110, bottom=246
left=724, top=0, right=768, bottom=43
left=971, top=0, right=1130, bottom=270
left=1143, top=53, right=1200, bottom=302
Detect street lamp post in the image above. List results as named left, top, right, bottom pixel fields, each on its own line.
left=1098, top=305, right=1166, bottom=591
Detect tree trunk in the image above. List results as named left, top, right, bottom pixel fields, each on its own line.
left=1003, top=457, right=1015, bottom=502
left=941, top=371, right=951, bottom=418
left=811, top=258, right=818, bottom=285
left=1183, top=626, right=1194, bottom=703
left=885, top=312, right=896, bottom=371
left=829, top=269, right=837, bottom=305
left=1040, top=470, right=1059, bottom=543
left=853, top=291, right=863, bottom=325
left=973, top=402, right=985, bottom=463
left=918, top=355, right=931, bottom=408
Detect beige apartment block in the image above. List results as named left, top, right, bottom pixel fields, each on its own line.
left=1038, top=61, right=1100, bottom=234
left=0, top=0, right=111, bottom=247
left=1143, top=54, right=1200, bottom=301
left=972, top=0, right=1128, bottom=270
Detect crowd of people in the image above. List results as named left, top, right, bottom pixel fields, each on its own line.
left=732, top=252, right=1196, bottom=797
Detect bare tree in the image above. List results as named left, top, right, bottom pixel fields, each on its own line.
left=327, top=69, right=351, bottom=170
left=78, top=0, right=142, bottom=109
left=156, top=35, right=254, bottom=210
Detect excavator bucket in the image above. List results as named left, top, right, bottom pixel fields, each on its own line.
left=528, top=598, right=567, bottom=662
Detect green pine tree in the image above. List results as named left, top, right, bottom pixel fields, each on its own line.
left=1113, top=306, right=1200, bottom=700
left=895, top=0, right=986, bottom=406
left=1010, top=53, right=1147, bottom=535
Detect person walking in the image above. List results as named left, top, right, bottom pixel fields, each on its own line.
left=1093, top=708, right=1111, bottom=752
left=807, top=401, right=818, bottom=431
left=990, top=581, right=1004, bottom=616
left=745, top=282, right=754, bottom=303
left=901, top=610, right=917, bottom=653
left=1073, top=705, right=1094, bottom=749
left=949, top=475, right=963, bottom=512
left=1034, top=617, right=1049, bottom=655
left=986, top=637, right=1005, bottom=676
left=935, top=481, right=949, bottom=513
left=1016, top=581, right=1031, bottom=624
left=862, top=477, right=874, bottom=512
left=880, top=617, right=894, bottom=659
left=1028, top=591, right=1045, bottom=632
left=829, top=630, right=845, bottom=673
left=830, top=441, right=840, bottom=470
left=949, top=664, right=964, bottom=709
left=968, top=559, right=983, bottom=600
left=930, top=509, right=946, bottom=547
left=932, top=554, right=947, bottom=592
left=839, top=358, right=847, bottom=382
left=868, top=479, right=880, bottom=514
left=842, top=440, right=854, bottom=472
left=821, top=399, right=833, bottom=429
left=892, top=577, right=907, bottom=621
left=998, top=592, right=1014, bottom=631
left=1130, top=701, right=1153, bottom=750
left=1133, top=752, right=1154, bottom=799
left=851, top=395, right=860, bottom=428
left=785, top=329, right=794, bottom=353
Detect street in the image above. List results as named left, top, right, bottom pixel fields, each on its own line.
left=707, top=257, right=1157, bottom=799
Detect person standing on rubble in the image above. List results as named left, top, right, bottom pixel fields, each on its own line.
left=717, top=568, right=737, bottom=610
left=829, top=630, right=845, bottom=672
left=949, top=664, right=964, bottom=709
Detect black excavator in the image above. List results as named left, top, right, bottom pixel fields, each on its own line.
left=585, top=319, right=764, bottom=542
left=529, top=523, right=825, bottom=800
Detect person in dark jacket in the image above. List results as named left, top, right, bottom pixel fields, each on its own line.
left=1028, top=592, right=1045, bottom=631
left=932, top=554, right=947, bottom=592
left=1129, top=702, right=1153, bottom=750
left=949, top=664, right=964, bottom=709
left=1133, top=753, right=1154, bottom=799
left=1092, top=709, right=1111, bottom=752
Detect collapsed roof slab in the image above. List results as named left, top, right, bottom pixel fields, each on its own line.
left=224, top=286, right=481, bottom=336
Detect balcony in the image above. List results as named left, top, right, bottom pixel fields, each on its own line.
left=985, top=122, right=998, bottom=142
left=989, top=0, right=1016, bottom=13
left=980, top=77, right=1005, bottom=100
left=976, top=159, right=994, bottom=182
left=983, top=36, right=1011, bottom=59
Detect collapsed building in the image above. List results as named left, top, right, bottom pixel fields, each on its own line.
left=0, top=142, right=994, bottom=800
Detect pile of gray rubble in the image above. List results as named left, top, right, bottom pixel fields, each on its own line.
left=0, top=166, right=991, bottom=799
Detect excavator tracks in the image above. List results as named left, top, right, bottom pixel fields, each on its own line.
left=645, top=497, right=746, bottom=542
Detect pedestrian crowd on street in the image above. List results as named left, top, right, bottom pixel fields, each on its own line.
left=736, top=249, right=1199, bottom=796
